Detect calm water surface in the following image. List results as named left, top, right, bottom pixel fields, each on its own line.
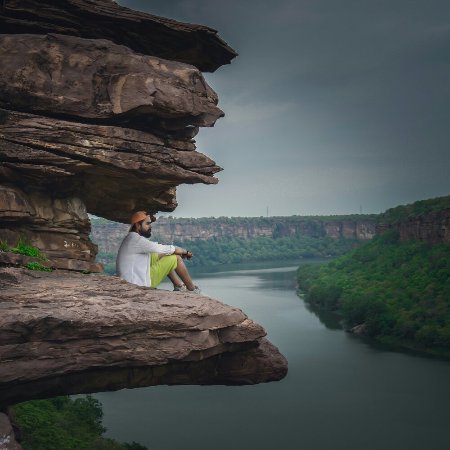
left=95, top=261, right=450, bottom=450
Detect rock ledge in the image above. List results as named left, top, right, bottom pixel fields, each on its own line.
left=0, top=268, right=288, bottom=408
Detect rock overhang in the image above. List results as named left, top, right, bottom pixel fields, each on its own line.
left=0, top=0, right=238, bottom=72
left=0, top=108, right=222, bottom=222
left=0, top=22, right=229, bottom=229
left=0, top=267, right=288, bottom=408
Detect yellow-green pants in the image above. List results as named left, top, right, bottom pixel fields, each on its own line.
left=150, top=253, right=178, bottom=288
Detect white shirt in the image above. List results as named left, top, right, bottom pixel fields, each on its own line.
left=116, top=232, right=175, bottom=287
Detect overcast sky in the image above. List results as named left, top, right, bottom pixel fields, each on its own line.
left=119, top=0, right=450, bottom=217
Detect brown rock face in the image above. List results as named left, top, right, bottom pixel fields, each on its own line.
left=0, top=109, right=221, bottom=222
left=0, top=268, right=288, bottom=408
left=323, top=221, right=376, bottom=240
left=0, top=185, right=101, bottom=272
left=0, top=0, right=237, bottom=72
left=0, top=34, right=224, bottom=128
left=0, top=2, right=234, bottom=270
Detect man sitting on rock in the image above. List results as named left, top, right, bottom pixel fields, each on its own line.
left=116, top=211, right=201, bottom=293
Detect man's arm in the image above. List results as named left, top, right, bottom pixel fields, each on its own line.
left=131, top=234, right=192, bottom=258
left=131, top=234, right=175, bottom=255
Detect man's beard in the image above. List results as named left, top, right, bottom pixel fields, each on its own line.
left=140, top=229, right=152, bottom=238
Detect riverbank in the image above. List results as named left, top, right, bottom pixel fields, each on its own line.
left=297, top=231, right=450, bottom=360
left=301, top=293, right=450, bottom=360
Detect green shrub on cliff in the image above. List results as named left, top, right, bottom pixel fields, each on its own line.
left=1, top=238, right=48, bottom=260
left=0, top=238, right=54, bottom=271
left=11, top=238, right=48, bottom=260
left=24, top=262, right=53, bottom=272
left=297, top=231, right=450, bottom=356
left=12, top=395, right=147, bottom=450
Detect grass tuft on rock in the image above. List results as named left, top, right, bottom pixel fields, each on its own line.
left=24, top=262, right=53, bottom=272
left=11, top=238, right=48, bottom=260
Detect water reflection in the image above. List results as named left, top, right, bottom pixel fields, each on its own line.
left=303, top=300, right=343, bottom=330
left=195, top=259, right=344, bottom=329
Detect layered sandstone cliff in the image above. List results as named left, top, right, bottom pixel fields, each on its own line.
left=0, top=0, right=237, bottom=72
left=149, top=216, right=377, bottom=242
left=0, top=0, right=287, bottom=424
left=0, top=0, right=235, bottom=271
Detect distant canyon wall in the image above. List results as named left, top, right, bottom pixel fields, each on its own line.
left=151, top=217, right=377, bottom=242
left=377, top=209, right=450, bottom=244
left=90, top=216, right=377, bottom=255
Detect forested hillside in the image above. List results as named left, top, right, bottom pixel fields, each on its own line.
left=172, top=235, right=358, bottom=267
left=379, top=195, right=450, bottom=224
left=297, top=196, right=450, bottom=357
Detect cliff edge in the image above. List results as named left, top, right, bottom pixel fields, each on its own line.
left=0, top=267, right=287, bottom=409
left=0, top=0, right=288, bottom=419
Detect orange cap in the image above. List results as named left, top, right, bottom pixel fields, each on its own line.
left=130, top=211, right=148, bottom=225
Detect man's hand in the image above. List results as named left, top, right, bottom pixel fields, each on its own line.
left=175, top=247, right=193, bottom=259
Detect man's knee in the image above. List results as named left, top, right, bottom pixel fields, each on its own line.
left=167, top=254, right=179, bottom=270
left=163, top=255, right=178, bottom=274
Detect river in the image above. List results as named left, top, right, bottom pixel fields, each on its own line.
left=95, top=260, right=450, bottom=450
